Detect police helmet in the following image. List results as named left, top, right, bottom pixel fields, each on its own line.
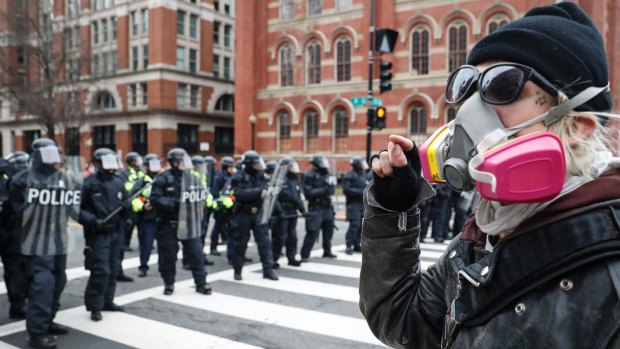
left=7, top=151, right=30, bottom=170
left=144, top=153, right=162, bottom=173
left=350, top=156, right=369, bottom=171
left=31, top=138, right=61, bottom=165
left=241, top=150, right=265, bottom=172
left=167, top=148, right=190, bottom=169
left=265, top=160, right=278, bottom=174
left=310, top=154, right=329, bottom=171
left=221, top=156, right=234, bottom=169
left=204, top=155, right=216, bottom=166
left=125, top=152, right=142, bottom=167
left=191, top=155, right=205, bottom=166
left=93, top=148, right=119, bottom=171
left=280, top=156, right=300, bottom=174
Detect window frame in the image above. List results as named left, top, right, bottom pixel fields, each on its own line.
left=306, top=41, right=322, bottom=85
left=335, top=37, right=351, bottom=82
left=447, top=20, right=468, bottom=72
left=411, top=25, right=430, bottom=75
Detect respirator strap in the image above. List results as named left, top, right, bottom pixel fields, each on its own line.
left=468, top=129, right=507, bottom=193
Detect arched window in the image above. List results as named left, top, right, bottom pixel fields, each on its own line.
left=280, top=45, right=294, bottom=87
left=336, top=37, right=351, bottom=82
left=409, top=103, right=427, bottom=135
left=278, top=111, right=291, bottom=153
left=411, top=26, right=429, bottom=75
left=448, top=21, right=468, bottom=72
left=446, top=106, right=458, bottom=123
left=487, top=14, right=509, bottom=34
left=94, top=91, right=116, bottom=110
left=215, top=94, right=234, bottom=111
left=334, top=108, right=348, bottom=153
left=305, top=109, right=319, bottom=153
left=307, top=42, right=321, bottom=85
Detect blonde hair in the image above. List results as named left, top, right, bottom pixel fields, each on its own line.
left=547, top=92, right=615, bottom=180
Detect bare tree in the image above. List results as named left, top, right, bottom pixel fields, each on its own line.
left=0, top=0, right=88, bottom=152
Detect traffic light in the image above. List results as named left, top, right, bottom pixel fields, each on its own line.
left=379, top=60, right=393, bottom=94
left=374, top=106, right=387, bottom=129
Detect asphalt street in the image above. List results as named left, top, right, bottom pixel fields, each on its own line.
left=0, top=218, right=449, bottom=349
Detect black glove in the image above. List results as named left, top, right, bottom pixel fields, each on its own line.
left=122, top=199, right=132, bottom=210
left=372, top=143, right=423, bottom=212
left=95, top=218, right=107, bottom=231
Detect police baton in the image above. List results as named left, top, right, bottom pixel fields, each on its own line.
left=101, top=183, right=152, bottom=224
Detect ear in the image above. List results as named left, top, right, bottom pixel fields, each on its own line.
left=567, top=113, right=597, bottom=146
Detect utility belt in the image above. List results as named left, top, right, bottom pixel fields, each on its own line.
left=310, top=199, right=331, bottom=209
left=234, top=204, right=259, bottom=215
left=157, top=218, right=179, bottom=230
left=281, top=202, right=297, bottom=210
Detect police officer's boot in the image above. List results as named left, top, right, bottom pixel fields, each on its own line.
left=263, top=269, right=279, bottom=281
left=90, top=311, right=102, bottom=322
left=345, top=247, right=354, bottom=255
left=196, top=283, right=212, bottom=295
left=164, top=284, right=174, bottom=295
left=322, top=251, right=338, bottom=258
left=28, top=334, right=56, bottom=349
left=233, top=267, right=242, bottom=281
left=288, top=259, right=302, bottom=267
left=47, top=322, right=70, bottom=335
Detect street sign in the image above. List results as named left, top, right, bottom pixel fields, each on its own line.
left=350, top=97, right=383, bottom=108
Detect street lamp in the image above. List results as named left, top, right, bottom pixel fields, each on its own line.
left=249, top=114, right=257, bottom=150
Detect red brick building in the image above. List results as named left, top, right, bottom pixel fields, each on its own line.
left=235, top=0, right=620, bottom=173
left=0, top=0, right=236, bottom=166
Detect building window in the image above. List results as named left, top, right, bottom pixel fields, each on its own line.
left=111, top=16, right=117, bottom=40
left=487, top=15, right=508, bottom=34
left=223, top=57, right=230, bottom=80
left=142, top=9, right=149, bottom=34
left=224, top=25, right=231, bottom=47
left=141, top=83, right=148, bottom=106
left=278, top=111, right=291, bottom=153
left=308, top=0, right=322, bottom=16
left=93, top=125, right=116, bottom=151
left=177, top=124, right=198, bottom=154
left=214, top=0, right=219, bottom=11
left=177, top=10, right=186, bottom=35
left=213, top=54, right=220, bottom=78
left=280, top=45, right=294, bottom=87
left=446, top=106, right=457, bottom=123
left=213, top=22, right=220, bottom=46
left=448, top=22, right=467, bottom=72
left=189, top=14, right=198, bottom=38
left=336, top=38, right=351, bottom=82
left=143, top=45, right=149, bottom=69
left=336, top=0, right=352, bottom=11
left=214, top=127, right=234, bottom=154
left=66, top=127, right=80, bottom=156
left=129, top=84, right=137, bottom=106
left=94, top=92, right=116, bottom=110
left=92, top=22, right=99, bottom=44
left=305, top=110, right=319, bottom=153
left=176, top=46, right=185, bottom=70
left=409, top=103, right=427, bottom=134
left=24, top=130, right=41, bottom=153
left=224, top=0, right=231, bottom=15
left=177, top=84, right=187, bottom=107
left=132, top=46, right=139, bottom=71
left=215, top=94, right=234, bottom=111
left=92, top=54, right=99, bottom=77
left=190, top=86, right=199, bottom=108
left=131, top=123, right=148, bottom=155
left=131, top=11, right=138, bottom=36
left=411, top=27, right=429, bottom=75
left=307, top=42, right=321, bottom=84
left=281, top=0, right=294, bottom=20
left=189, top=48, right=197, bottom=73
left=111, top=50, right=117, bottom=74
left=334, top=108, right=348, bottom=153
left=102, top=52, right=109, bottom=76
left=102, top=19, right=108, bottom=42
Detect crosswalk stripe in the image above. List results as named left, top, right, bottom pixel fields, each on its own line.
left=152, top=287, right=385, bottom=346
left=420, top=242, right=452, bottom=252
left=279, top=262, right=360, bottom=278
left=332, top=250, right=443, bottom=264
left=54, top=307, right=263, bottom=349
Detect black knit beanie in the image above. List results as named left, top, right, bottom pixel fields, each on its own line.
left=467, top=2, right=612, bottom=112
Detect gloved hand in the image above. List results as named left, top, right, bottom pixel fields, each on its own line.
left=371, top=135, right=423, bottom=212
left=95, top=218, right=107, bottom=231
left=122, top=200, right=132, bottom=210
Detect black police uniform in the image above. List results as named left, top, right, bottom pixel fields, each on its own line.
left=343, top=168, right=368, bottom=252
left=0, top=160, right=28, bottom=319
left=150, top=167, right=210, bottom=293
left=79, top=171, right=127, bottom=317
left=273, top=172, right=305, bottom=265
left=300, top=167, right=336, bottom=259
left=210, top=168, right=232, bottom=253
left=229, top=167, right=277, bottom=280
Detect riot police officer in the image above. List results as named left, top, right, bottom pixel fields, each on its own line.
left=10, top=138, right=76, bottom=348
left=343, top=157, right=369, bottom=255
left=203, top=155, right=217, bottom=249
left=131, top=153, right=161, bottom=278
left=0, top=157, right=28, bottom=321
left=79, top=148, right=128, bottom=322
left=272, top=157, right=304, bottom=267
left=300, top=154, right=337, bottom=261
left=209, top=156, right=234, bottom=256
left=229, top=150, right=278, bottom=281
left=7, top=151, right=30, bottom=171
left=150, top=148, right=212, bottom=296
left=183, top=155, right=214, bottom=268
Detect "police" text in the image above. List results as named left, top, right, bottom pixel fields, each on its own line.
left=27, top=188, right=81, bottom=206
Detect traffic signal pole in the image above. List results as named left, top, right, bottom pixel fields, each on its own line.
left=366, top=0, right=376, bottom=165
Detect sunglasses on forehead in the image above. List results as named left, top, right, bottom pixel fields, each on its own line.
left=445, top=63, right=559, bottom=105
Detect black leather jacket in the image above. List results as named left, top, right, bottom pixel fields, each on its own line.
left=360, top=179, right=620, bottom=349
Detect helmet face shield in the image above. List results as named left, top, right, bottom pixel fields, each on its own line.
left=101, top=154, right=120, bottom=170
left=135, top=156, right=144, bottom=167
left=254, top=158, right=266, bottom=171
left=290, top=161, right=300, bottom=174
left=39, top=145, right=62, bottom=164
left=182, top=154, right=194, bottom=170
left=318, top=157, right=329, bottom=170
left=148, top=159, right=162, bottom=173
